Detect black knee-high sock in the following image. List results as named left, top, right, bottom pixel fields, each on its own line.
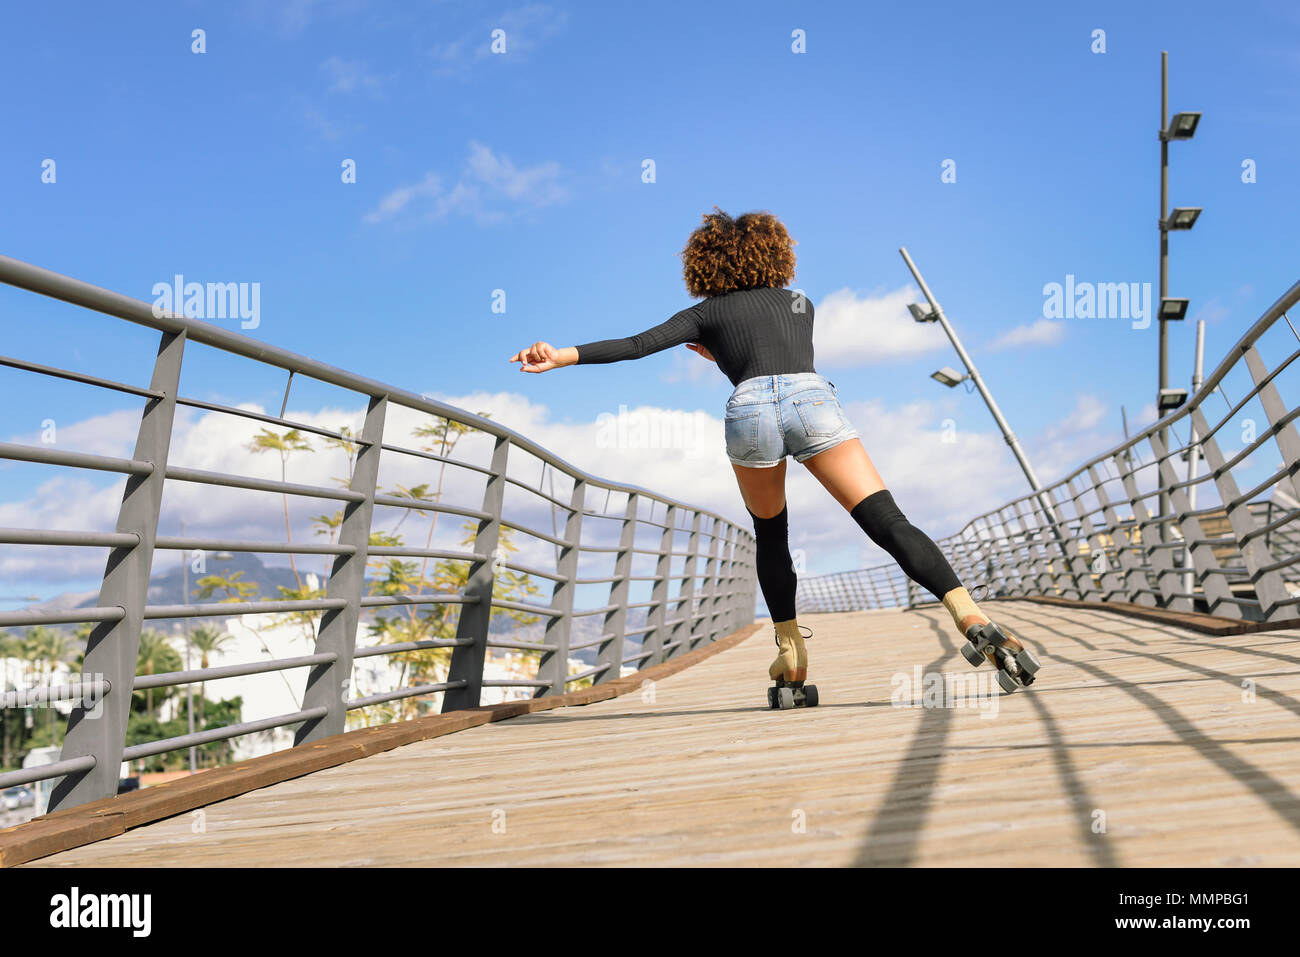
left=850, top=490, right=960, bottom=600
left=747, top=505, right=798, bottom=622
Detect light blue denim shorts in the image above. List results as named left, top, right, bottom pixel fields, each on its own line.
left=724, top=373, right=859, bottom=467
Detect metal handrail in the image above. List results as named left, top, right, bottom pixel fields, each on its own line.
left=799, top=279, right=1300, bottom=622
left=0, top=253, right=758, bottom=810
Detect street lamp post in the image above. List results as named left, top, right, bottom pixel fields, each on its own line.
left=1156, top=49, right=1202, bottom=530
left=899, top=247, right=1060, bottom=530
left=1182, top=320, right=1207, bottom=599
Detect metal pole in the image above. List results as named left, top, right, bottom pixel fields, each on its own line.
left=1158, top=50, right=1172, bottom=534
left=1183, top=319, right=1206, bottom=598
left=898, top=247, right=1059, bottom=525
left=48, top=330, right=185, bottom=811
left=181, top=520, right=195, bottom=773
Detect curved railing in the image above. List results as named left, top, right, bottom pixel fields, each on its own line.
left=799, top=278, right=1300, bottom=623
left=0, top=254, right=757, bottom=812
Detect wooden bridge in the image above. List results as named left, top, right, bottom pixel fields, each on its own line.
left=6, top=599, right=1300, bottom=867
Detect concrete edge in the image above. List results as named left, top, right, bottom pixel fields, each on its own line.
left=0, top=621, right=764, bottom=868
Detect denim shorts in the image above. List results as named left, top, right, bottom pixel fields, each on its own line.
left=724, top=373, right=859, bottom=467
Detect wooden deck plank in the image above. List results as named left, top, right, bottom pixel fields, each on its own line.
left=24, top=601, right=1300, bottom=867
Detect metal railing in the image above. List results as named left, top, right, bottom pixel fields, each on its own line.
left=799, top=279, right=1300, bottom=622
left=0, top=254, right=757, bottom=811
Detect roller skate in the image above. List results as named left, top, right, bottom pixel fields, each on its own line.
left=959, top=620, right=1041, bottom=693
left=766, top=621, right=819, bottom=710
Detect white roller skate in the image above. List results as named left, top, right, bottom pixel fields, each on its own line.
left=959, top=620, right=1041, bottom=693
left=767, top=622, right=819, bottom=710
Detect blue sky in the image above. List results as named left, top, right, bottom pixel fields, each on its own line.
left=2, top=0, right=1298, bottom=607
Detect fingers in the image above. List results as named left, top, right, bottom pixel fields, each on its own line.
left=510, top=341, right=556, bottom=373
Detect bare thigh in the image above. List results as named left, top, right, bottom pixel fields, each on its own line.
left=731, top=460, right=787, bottom=519
left=800, top=437, right=888, bottom=510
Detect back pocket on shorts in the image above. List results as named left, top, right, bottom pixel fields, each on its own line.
left=724, top=408, right=760, bottom=459
left=792, top=392, right=844, bottom=437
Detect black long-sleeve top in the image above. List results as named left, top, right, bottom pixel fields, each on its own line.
left=573, top=286, right=816, bottom=387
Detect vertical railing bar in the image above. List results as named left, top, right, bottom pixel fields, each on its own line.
left=297, top=392, right=388, bottom=742
left=50, top=329, right=186, bottom=811
left=640, top=503, right=676, bottom=666
left=443, top=434, right=510, bottom=711
left=598, top=492, right=637, bottom=679
left=537, top=478, right=584, bottom=695
left=668, top=512, right=701, bottom=659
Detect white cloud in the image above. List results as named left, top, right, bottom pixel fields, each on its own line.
left=812, top=286, right=949, bottom=366
left=364, top=142, right=568, bottom=226
left=363, top=172, right=441, bottom=223
left=661, top=347, right=726, bottom=385
left=0, top=388, right=1034, bottom=591
left=428, top=4, right=569, bottom=77
left=300, top=105, right=342, bottom=141
left=464, top=142, right=565, bottom=206
left=984, top=318, right=1067, bottom=351
left=320, top=56, right=387, bottom=95
left=0, top=385, right=1145, bottom=597
left=1040, top=393, right=1108, bottom=442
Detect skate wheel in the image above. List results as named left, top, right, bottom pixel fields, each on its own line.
left=960, top=642, right=984, bottom=668
left=803, top=684, right=819, bottom=708
left=996, top=670, right=1019, bottom=694
left=766, top=687, right=779, bottom=710
left=1016, top=648, right=1041, bottom=675
left=778, top=687, right=795, bottom=710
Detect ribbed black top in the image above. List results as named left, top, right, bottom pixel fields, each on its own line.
left=573, top=286, right=816, bottom=387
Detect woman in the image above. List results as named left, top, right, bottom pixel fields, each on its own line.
left=508, top=208, right=1040, bottom=705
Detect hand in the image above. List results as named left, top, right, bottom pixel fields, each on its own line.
left=509, top=341, right=573, bottom=373
left=685, top=342, right=716, bottom=363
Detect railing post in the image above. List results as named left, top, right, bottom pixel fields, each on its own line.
left=641, top=504, right=675, bottom=664
left=297, top=393, right=387, bottom=743
left=667, top=512, right=701, bottom=659
left=598, top=492, right=636, bottom=680
left=1190, top=406, right=1292, bottom=620
left=1021, top=497, right=1058, bottom=595
left=717, top=522, right=738, bottom=637
left=1065, top=476, right=1105, bottom=601
left=49, top=330, right=185, bottom=812
left=537, top=478, right=584, bottom=695
left=443, top=434, right=510, bottom=711
left=1147, top=428, right=1240, bottom=619
left=1106, top=454, right=1158, bottom=606
left=1244, top=346, right=1300, bottom=502
left=697, top=516, right=721, bottom=644
left=1114, top=447, right=1185, bottom=610
left=1089, top=462, right=1145, bottom=604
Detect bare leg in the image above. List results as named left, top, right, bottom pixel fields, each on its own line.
left=798, top=437, right=886, bottom=508
left=800, top=438, right=994, bottom=635
left=730, top=460, right=787, bottom=518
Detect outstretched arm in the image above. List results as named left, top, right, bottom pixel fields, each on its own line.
left=509, top=304, right=706, bottom=374
left=569, top=304, right=705, bottom=366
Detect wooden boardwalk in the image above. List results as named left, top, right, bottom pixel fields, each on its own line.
left=24, top=600, right=1300, bottom=866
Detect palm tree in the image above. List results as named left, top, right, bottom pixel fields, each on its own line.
left=410, top=415, right=491, bottom=567
left=195, top=569, right=297, bottom=707
left=245, top=427, right=314, bottom=590
left=316, top=423, right=360, bottom=581
left=188, top=625, right=236, bottom=715
left=135, top=630, right=182, bottom=717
